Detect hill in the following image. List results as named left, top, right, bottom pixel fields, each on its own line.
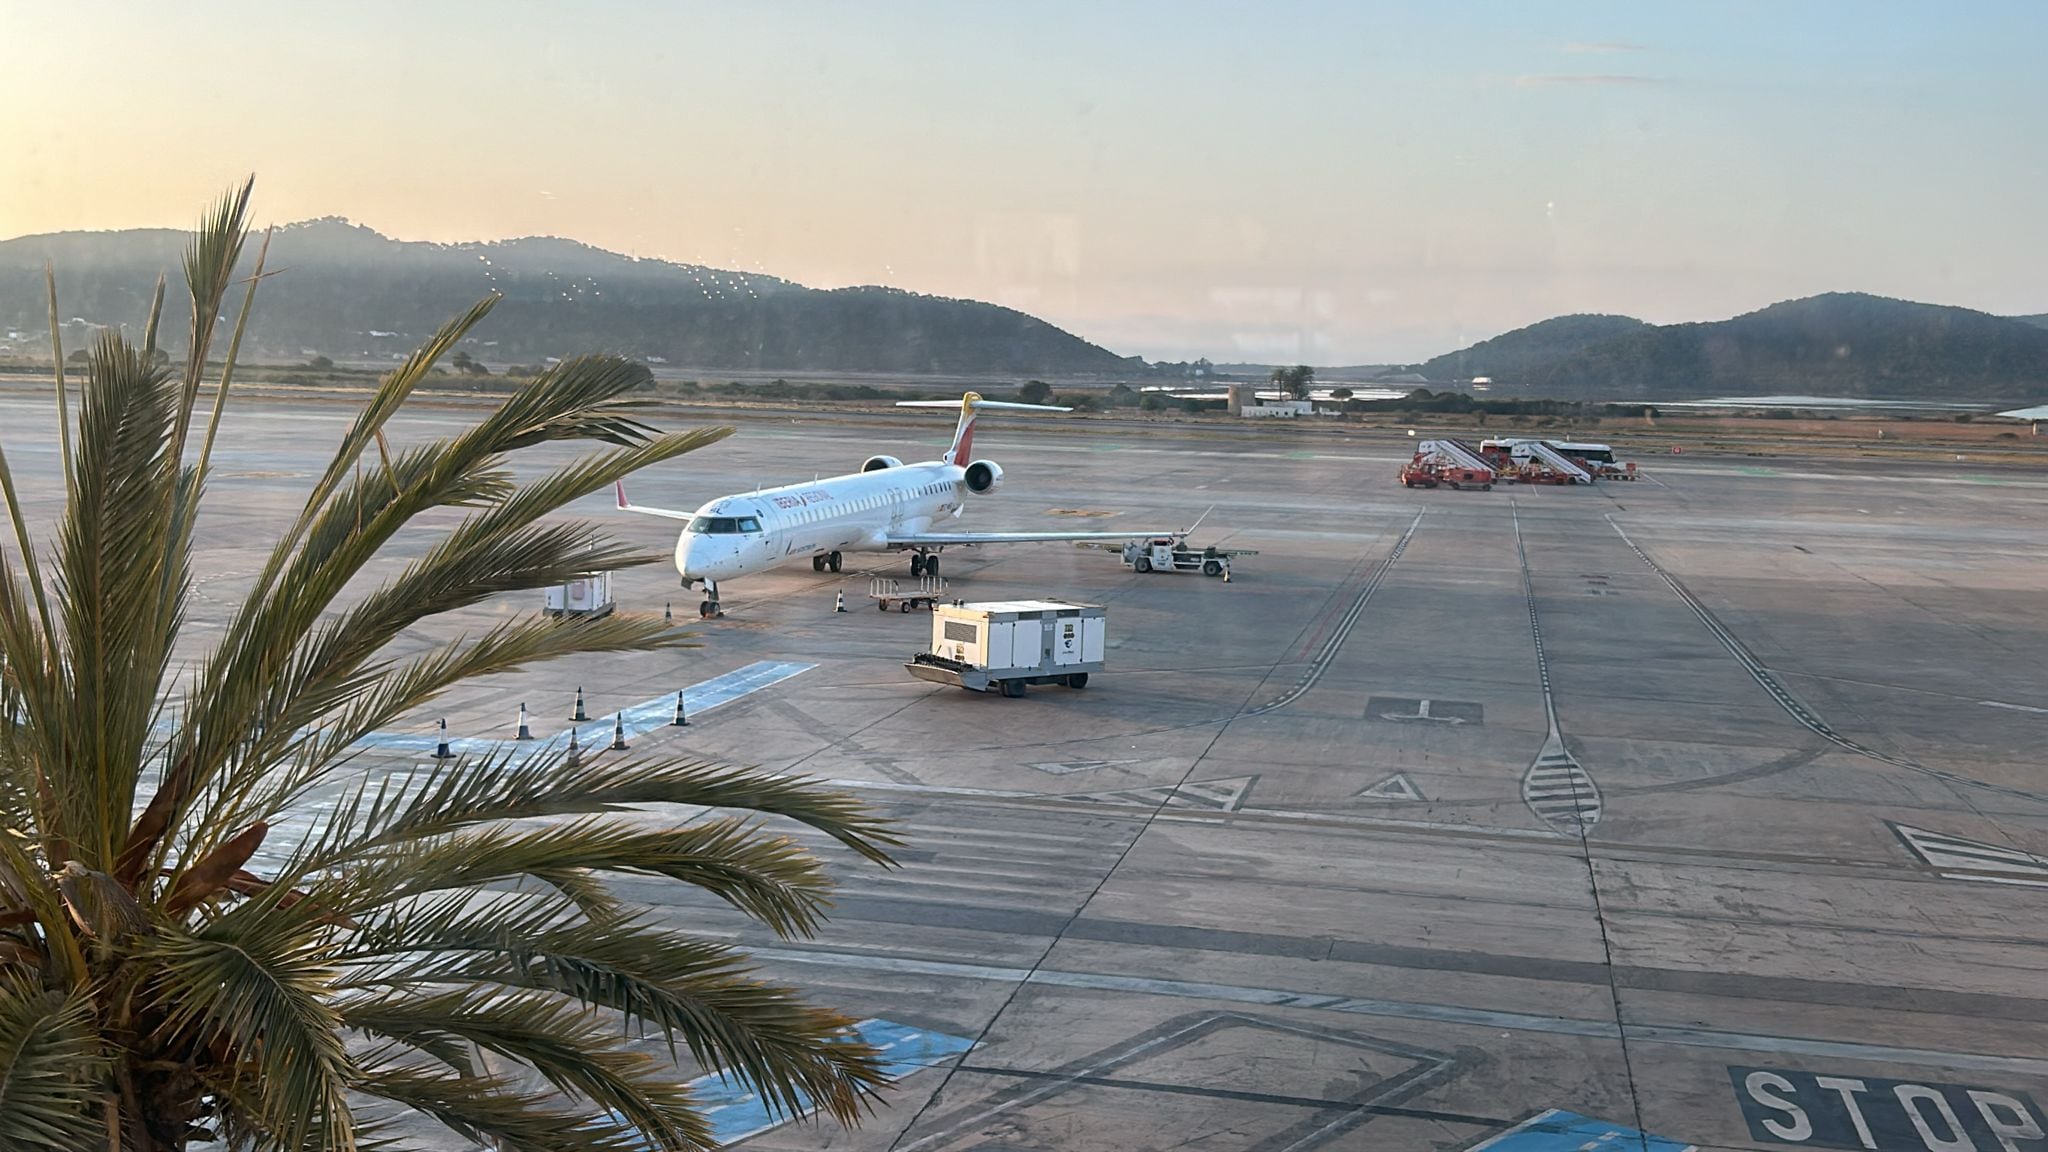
left=1424, top=296, right=2048, bottom=401
left=2013, top=313, right=2048, bottom=330
left=1417, top=314, right=1649, bottom=384
left=0, top=218, right=1129, bottom=376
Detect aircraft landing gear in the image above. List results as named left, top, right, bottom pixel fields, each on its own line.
left=924, top=554, right=939, bottom=577
left=698, top=581, right=723, bottom=619
left=811, top=554, right=826, bottom=572
left=827, top=551, right=842, bottom=573
left=910, top=554, right=925, bottom=577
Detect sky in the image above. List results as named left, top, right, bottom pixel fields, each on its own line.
left=3, top=0, right=2045, bottom=363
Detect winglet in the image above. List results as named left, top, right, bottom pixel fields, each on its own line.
left=615, top=479, right=628, bottom=509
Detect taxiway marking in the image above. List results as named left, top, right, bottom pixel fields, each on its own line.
left=351, top=660, right=814, bottom=756
left=746, top=946, right=2048, bottom=1078
left=1609, top=515, right=2048, bottom=805
left=1248, top=509, right=1424, bottom=715
left=1465, top=1108, right=1695, bottom=1152
left=1892, top=823, right=2048, bottom=888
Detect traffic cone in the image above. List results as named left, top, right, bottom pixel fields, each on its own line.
left=433, top=718, right=454, bottom=760
left=566, top=726, right=581, bottom=759
left=1222, top=567, right=1231, bottom=583
left=664, top=601, right=672, bottom=624
left=570, top=687, right=588, bottom=722
left=834, top=591, right=847, bottom=613
left=515, top=703, right=533, bottom=741
left=609, top=713, right=629, bottom=752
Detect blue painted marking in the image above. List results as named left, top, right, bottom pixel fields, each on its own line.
left=349, top=661, right=814, bottom=756
left=1465, top=1109, right=1695, bottom=1152
left=586, top=1019, right=970, bottom=1148
left=698, top=1018, right=973, bottom=1146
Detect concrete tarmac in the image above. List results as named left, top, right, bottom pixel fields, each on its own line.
left=4, top=395, right=2046, bottom=1152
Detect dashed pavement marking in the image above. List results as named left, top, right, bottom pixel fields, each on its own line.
left=1067, top=775, right=1259, bottom=812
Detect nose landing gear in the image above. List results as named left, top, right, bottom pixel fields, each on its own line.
left=697, top=580, right=723, bottom=619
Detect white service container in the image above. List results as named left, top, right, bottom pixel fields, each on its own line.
left=543, top=571, right=615, bottom=618
left=912, top=599, right=1106, bottom=695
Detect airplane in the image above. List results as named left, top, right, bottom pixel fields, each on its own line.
left=615, top=391, right=1193, bottom=617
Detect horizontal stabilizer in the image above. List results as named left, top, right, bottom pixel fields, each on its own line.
left=896, top=398, right=1071, bottom=412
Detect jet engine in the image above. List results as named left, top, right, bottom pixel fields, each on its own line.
left=964, top=459, right=1004, bottom=494
left=861, top=454, right=904, bottom=472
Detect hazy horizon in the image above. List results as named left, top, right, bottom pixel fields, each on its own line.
left=5, top=1, right=2044, bottom=363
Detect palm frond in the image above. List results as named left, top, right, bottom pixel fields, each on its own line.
left=340, top=912, right=889, bottom=1127
left=0, top=970, right=105, bottom=1151
left=53, top=332, right=187, bottom=869
left=329, top=815, right=836, bottom=938
left=333, top=750, right=899, bottom=868
left=356, top=1063, right=681, bottom=1152
left=343, top=986, right=711, bottom=1152
left=144, top=921, right=356, bottom=1152
left=10, top=181, right=892, bottom=1149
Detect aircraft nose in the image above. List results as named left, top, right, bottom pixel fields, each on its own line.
left=677, top=534, right=735, bottom=580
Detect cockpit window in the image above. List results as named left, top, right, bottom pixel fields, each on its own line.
left=687, top=516, right=762, bottom=535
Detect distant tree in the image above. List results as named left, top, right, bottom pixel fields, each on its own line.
left=307, top=354, right=334, bottom=370
left=1106, top=382, right=1139, bottom=408
left=1271, top=364, right=1314, bottom=400
left=450, top=350, right=489, bottom=375
left=66, top=349, right=88, bottom=364
left=1330, top=387, right=1353, bottom=401
left=1059, top=393, right=1098, bottom=412
left=1017, top=380, right=1053, bottom=405
left=1139, top=391, right=1169, bottom=411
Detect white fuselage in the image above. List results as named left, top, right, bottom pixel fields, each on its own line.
left=676, top=462, right=966, bottom=583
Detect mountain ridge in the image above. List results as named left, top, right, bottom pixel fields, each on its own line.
left=1418, top=294, right=2048, bottom=401
left=0, top=218, right=1129, bottom=376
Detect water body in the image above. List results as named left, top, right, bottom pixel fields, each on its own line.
left=1660, top=394, right=1992, bottom=413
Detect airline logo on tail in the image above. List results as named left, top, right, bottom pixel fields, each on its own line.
left=946, top=391, right=981, bottom=465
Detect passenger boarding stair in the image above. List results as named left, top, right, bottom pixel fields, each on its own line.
left=1418, top=438, right=1496, bottom=475
left=1525, top=440, right=1594, bottom=483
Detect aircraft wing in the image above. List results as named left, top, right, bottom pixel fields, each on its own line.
left=886, top=528, right=1178, bottom=547
left=613, top=480, right=695, bottom=521
left=889, top=506, right=1210, bottom=548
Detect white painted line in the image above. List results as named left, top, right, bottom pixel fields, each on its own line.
left=1981, top=700, right=2048, bottom=715
left=1941, top=872, right=2048, bottom=889
left=823, top=777, right=1572, bottom=842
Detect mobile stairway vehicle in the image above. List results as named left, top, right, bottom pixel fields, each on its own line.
left=1400, top=439, right=1498, bottom=490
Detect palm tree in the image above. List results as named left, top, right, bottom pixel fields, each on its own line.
left=0, top=181, right=896, bottom=1151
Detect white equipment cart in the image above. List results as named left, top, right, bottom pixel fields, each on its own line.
left=906, top=599, right=1105, bottom=697
left=543, top=572, right=615, bottom=618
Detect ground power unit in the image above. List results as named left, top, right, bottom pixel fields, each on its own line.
left=906, top=599, right=1105, bottom=697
